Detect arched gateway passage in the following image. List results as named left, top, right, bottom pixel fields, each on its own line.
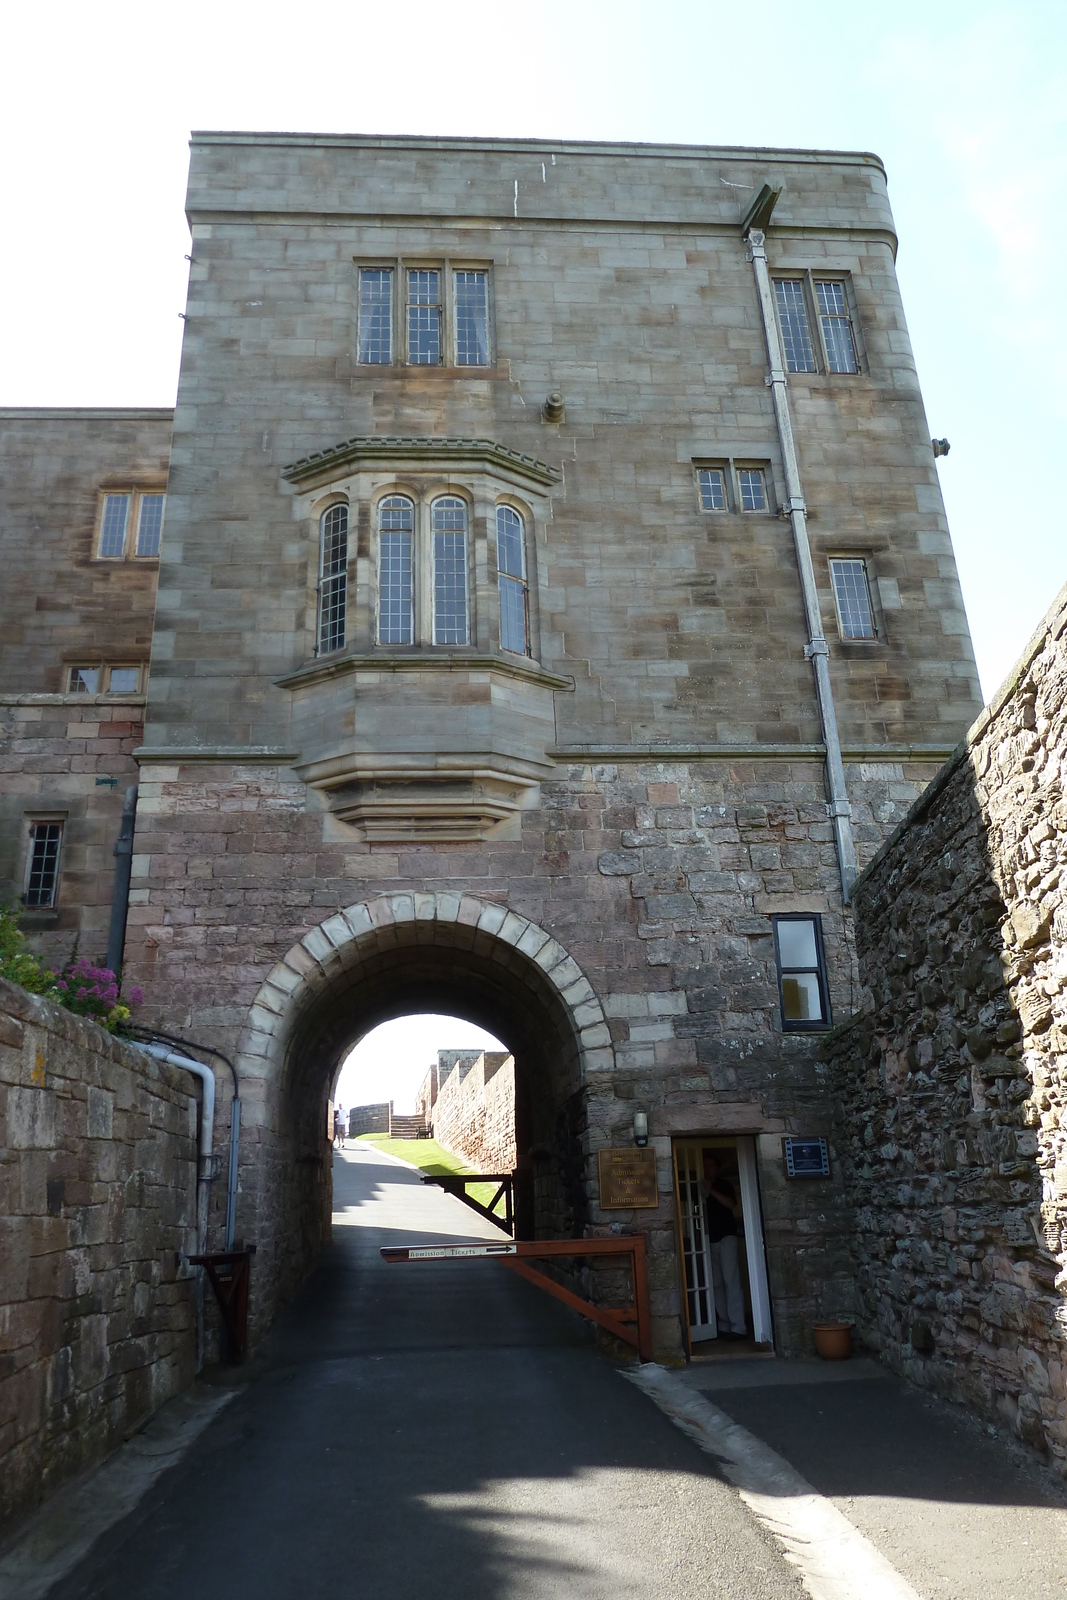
left=234, top=893, right=613, bottom=1336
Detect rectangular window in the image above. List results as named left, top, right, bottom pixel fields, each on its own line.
left=815, top=280, right=859, bottom=374
left=378, top=499, right=414, bottom=645
left=107, top=666, right=140, bottom=693
left=358, top=268, right=393, bottom=365
left=738, top=468, right=768, bottom=512
left=453, top=270, right=490, bottom=366
left=69, top=665, right=102, bottom=694
left=99, top=493, right=131, bottom=557
left=829, top=557, right=877, bottom=640
left=432, top=498, right=469, bottom=645
left=773, top=280, right=816, bottom=373
left=496, top=505, right=529, bottom=655
left=697, top=468, right=727, bottom=511
left=773, top=915, right=830, bottom=1031
left=136, top=494, right=165, bottom=557
left=25, top=821, right=63, bottom=909
left=407, top=269, right=442, bottom=365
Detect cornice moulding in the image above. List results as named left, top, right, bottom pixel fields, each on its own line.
left=275, top=652, right=574, bottom=694
left=281, top=435, right=562, bottom=490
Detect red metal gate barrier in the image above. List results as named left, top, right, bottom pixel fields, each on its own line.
left=381, top=1236, right=652, bottom=1362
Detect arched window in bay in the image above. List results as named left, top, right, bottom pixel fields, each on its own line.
left=496, top=505, right=529, bottom=655
left=377, top=495, right=415, bottom=645
left=317, top=503, right=348, bottom=654
left=431, top=496, right=469, bottom=645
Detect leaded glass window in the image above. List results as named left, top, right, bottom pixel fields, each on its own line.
left=318, top=504, right=349, bottom=654
left=774, top=280, right=817, bottom=374
left=107, top=666, right=140, bottom=693
left=99, top=494, right=130, bottom=557
left=697, top=468, right=727, bottom=511
left=136, top=494, right=164, bottom=557
left=496, top=505, right=529, bottom=655
left=432, top=497, right=469, bottom=645
left=738, top=468, right=767, bottom=512
left=359, top=268, right=393, bottom=365
left=378, top=496, right=414, bottom=644
left=815, top=280, right=858, bottom=374
left=829, top=558, right=876, bottom=639
left=454, top=270, right=490, bottom=366
left=25, top=821, right=62, bottom=908
left=407, top=270, right=441, bottom=365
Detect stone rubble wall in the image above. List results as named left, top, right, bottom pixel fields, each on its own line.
left=433, top=1052, right=517, bottom=1175
left=825, top=581, right=1067, bottom=1473
left=0, top=978, right=197, bottom=1530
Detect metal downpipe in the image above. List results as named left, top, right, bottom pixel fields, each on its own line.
left=105, top=785, right=137, bottom=977
left=745, top=223, right=858, bottom=902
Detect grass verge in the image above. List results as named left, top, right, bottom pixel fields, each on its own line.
left=353, top=1134, right=507, bottom=1218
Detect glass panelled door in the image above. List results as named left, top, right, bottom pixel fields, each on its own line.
left=675, top=1141, right=718, bottom=1341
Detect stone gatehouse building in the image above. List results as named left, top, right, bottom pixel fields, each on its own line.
left=0, top=133, right=984, bottom=1359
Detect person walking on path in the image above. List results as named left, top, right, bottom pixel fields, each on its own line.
left=702, top=1150, right=747, bottom=1339
left=333, top=1105, right=346, bottom=1148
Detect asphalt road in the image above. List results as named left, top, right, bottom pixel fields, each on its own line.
left=48, top=1144, right=805, bottom=1600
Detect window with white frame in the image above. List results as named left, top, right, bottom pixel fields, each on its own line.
left=95, top=490, right=165, bottom=559
left=69, top=665, right=102, bottom=694
left=431, top=497, right=470, bottom=645
left=358, top=268, right=393, bottom=365
left=773, top=276, right=860, bottom=376
left=829, top=557, right=877, bottom=640
left=24, top=821, right=63, bottom=908
left=377, top=496, right=415, bottom=645
left=496, top=505, right=529, bottom=654
left=697, top=467, right=728, bottom=512
left=737, top=467, right=768, bottom=512
left=355, top=263, right=494, bottom=367
left=773, top=915, right=831, bottom=1030
left=317, top=504, right=349, bottom=654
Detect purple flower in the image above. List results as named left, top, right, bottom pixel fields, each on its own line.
left=126, top=986, right=144, bottom=1005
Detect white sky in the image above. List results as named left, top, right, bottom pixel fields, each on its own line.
left=334, top=1015, right=503, bottom=1115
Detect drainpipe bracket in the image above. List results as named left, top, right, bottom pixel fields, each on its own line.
left=804, top=639, right=829, bottom=660
left=826, top=799, right=853, bottom=820
left=784, top=496, right=807, bottom=517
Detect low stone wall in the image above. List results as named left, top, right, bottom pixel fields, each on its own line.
left=0, top=978, right=197, bottom=1530
left=348, top=1102, right=391, bottom=1137
left=826, top=582, right=1067, bottom=1472
left=434, top=1052, right=517, bottom=1174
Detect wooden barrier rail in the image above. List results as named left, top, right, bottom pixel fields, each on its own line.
left=381, top=1235, right=652, bottom=1361
left=420, top=1172, right=514, bottom=1235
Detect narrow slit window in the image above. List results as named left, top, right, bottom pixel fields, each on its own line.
left=774, top=280, right=817, bottom=373
left=318, top=504, right=349, bottom=654
left=773, top=915, right=830, bottom=1030
left=829, top=557, right=877, bottom=639
left=407, top=269, right=442, bottom=365
left=815, top=280, right=859, bottom=374
left=107, top=666, right=140, bottom=694
left=25, top=821, right=62, bottom=908
left=378, top=496, right=414, bottom=644
left=99, top=494, right=130, bottom=557
left=432, top=497, right=469, bottom=645
left=697, top=468, right=727, bottom=511
left=454, top=270, right=490, bottom=366
left=359, top=268, right=393, bottom=364
left=136, top=494, right=165, bottom=557
left=738, top=468, right=768, bottom=512
left=496, top=505, right=529, bottom=655
left=69, top=666, right=101, bottom=694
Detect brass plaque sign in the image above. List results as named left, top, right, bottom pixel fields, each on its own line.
left=598, top=1147, right=659, bottom=1210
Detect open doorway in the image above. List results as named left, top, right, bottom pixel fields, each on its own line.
left=673, top=1137, right=773, bottom=1354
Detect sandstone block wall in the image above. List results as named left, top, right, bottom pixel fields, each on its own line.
left=0, top=978, right=197, bottom=1530
left=348, top=1102, right=391, bottom=1136
left=434, top=1052, right=517, bottom=1174
left=826, top=581, right=1067, bottom=1472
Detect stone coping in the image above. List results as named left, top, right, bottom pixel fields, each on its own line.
left=281, top=434, right=561, bottom=489
left=275, top=651, right=574, bottom=694
left=0, top=694, right=147, bottom=708
left=852, top=576, right=1067, bottom=894
left=551, top=742, right=956, bottom=762
left=0, top=408, right=173, bottom=421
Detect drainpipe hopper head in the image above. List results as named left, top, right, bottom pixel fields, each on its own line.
left=741, top=182, right=782, bottom=237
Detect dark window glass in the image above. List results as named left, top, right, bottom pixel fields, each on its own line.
left=378, top=496, right=414, bottom=644
left=359, top=268, right=393, bottom=364
left=830, top=558, right=876, bottom=640
left=773, top=915, right=830, bottom=1030
left=774, top=280, right=816, bottom=373
left=697, top=468, right=727, bottom=511
left=815, top=280, right=858, bottom=374
left=318, top=504, right=349, bottom=654
left=454, top=270, right=490, bottom=365
left=496, top=505, right=529, bottom=654
left=407, top=270, right=441, bottom=365
left=26, top=822, right=62, bottom=908
left=432, top=497, right=469, bottom=645
left=136, top=494, right=165, bottom=557
left=99, top=494, right=130, bottom=557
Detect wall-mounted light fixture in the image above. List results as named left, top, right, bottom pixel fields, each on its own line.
left=633, top=1111, right=649, bottom=1147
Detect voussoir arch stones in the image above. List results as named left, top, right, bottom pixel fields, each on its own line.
left=235, top=892, right=613, bottom=1086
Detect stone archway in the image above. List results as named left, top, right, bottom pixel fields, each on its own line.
left=233, top=892, right=613, bottom=1335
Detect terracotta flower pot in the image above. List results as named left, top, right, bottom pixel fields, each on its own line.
left=813, top=1321, right=852, bottom=1360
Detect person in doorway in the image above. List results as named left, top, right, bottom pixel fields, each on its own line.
left=701, top=1150, right=747, bottom=1340
left=334, top=1105, right=346, bottom=1148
